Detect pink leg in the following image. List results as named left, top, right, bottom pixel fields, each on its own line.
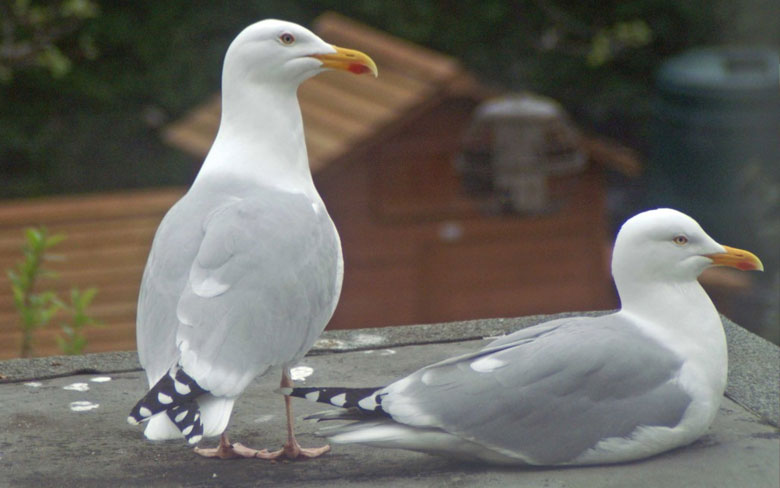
left=255, top=369, right=331, bottom=460
left=194, top=433, right=262, bottom=459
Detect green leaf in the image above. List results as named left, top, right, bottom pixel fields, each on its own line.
left=72, top=287, right=98, bottom=308
left=25, top=228, right=43, bottom=247
left=44, top=233, right=66, bottom=248
left=36, top=47, right=73, bottom=79
left=10, top=284, right=25, bottom=308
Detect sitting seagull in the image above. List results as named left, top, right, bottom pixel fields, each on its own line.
left=289, top=208, right=764, bottom=465
left=127, top=19, right=377, bottom=460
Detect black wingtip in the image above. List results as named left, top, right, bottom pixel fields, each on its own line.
left=167, top=401, right=204, bottom=444
left=128, top=366, right=208, bottom=443
left=289, top=386, right=389, bottom=417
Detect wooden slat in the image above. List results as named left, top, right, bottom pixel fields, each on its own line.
left=0, top=320, right=138, bottom=359
left=316, top=70, right=426, bottom=111
left=0, top=218, right=160, bottom=255
left=298, top=78, right=396, bottom=123
left=0, top=188, right=182, bottom=227
left=328, top=262, right=419, bottom=329
left=301, top=100, right=375, bottom=140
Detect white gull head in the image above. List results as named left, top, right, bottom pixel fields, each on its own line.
left=197, top=19, right=377, bottom=193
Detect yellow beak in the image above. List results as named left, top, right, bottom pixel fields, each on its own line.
left=707, top=245, right=764, bottom=271
left=310, top=45, right=378, bottom=77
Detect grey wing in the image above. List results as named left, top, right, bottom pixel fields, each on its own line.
left=381, top=314, right=692, bottom=465
left=175, top=192, right=342, bottom=398
left=136, top=196, right=204, bottom=386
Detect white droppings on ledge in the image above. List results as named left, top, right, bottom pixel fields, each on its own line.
left=253, top=414, right=274, bottom=423
left=352, top=333, right=384, bottom=347
left=314, top=338, right=346, bottom=349
left=24, top=382, right=42, bottom=388
left=63, top=383, right=90, bottom=392
left=379, top=349, right=396, bottom=356
left=70, top=401, right=99, bottom=412
left=90, top=376, right=112, bottom=383
left=290, top=366, right=314, bottom=382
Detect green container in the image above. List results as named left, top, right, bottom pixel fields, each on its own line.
left=648, top=47, right=779, bottom=249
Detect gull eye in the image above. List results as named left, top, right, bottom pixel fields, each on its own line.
left=279, top=32, right=295, bottom=45
left=673, top=235, right=689, bottom=246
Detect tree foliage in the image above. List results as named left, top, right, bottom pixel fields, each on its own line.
left=0, top=0, right=777, bottom=198
left=0, top=0, right=99, bottom=81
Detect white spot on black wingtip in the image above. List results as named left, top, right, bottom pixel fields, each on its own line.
left=182, top=425, right=194, bottom=436
left=188, top=434, right=202, bottom=445
left=175, top=410, right=188, bottom=423
left=139, top=406, right=152, bottom=418
left=305, top=391, right=319, bottom=401
left=331, top=393, right=346, bottom=407
left=358, top=395, right=378, bottom=411
left=158, top=392, right=173, bottom=404
left=127, top=416, right=139, bottom=425
left=174, top=380, right=191, bottom=395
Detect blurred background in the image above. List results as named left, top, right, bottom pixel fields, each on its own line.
left=0, top=0, right=777, bottom=357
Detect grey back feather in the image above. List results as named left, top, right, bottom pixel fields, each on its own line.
left=381, top=314, right=691, bottom=464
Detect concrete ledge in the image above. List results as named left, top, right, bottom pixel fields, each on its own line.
left=1, top=313, right=778, bottom=487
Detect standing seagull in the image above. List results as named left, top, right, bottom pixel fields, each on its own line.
left=290, top=209, right=764, bottom=465
left=127, top=19, right=377, bottom=460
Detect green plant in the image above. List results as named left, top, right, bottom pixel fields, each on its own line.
left=6, top=227, right=100, bottom=357
left=56, top=287, right=100, bottom=355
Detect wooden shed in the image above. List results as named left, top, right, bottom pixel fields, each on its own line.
left=0, top=13, right=622, bottom=359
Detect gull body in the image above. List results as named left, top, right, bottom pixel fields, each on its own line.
left=291, top=209, right=763, bottom=465
left=128, top=19, right=377, bottom=459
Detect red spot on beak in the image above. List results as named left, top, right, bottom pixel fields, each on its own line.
left=736, top=261, right=755, bottom=271
left=348, top=63, right=371, bottom=75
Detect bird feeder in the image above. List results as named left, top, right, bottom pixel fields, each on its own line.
left=456, top=94, right=586, bottom=213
